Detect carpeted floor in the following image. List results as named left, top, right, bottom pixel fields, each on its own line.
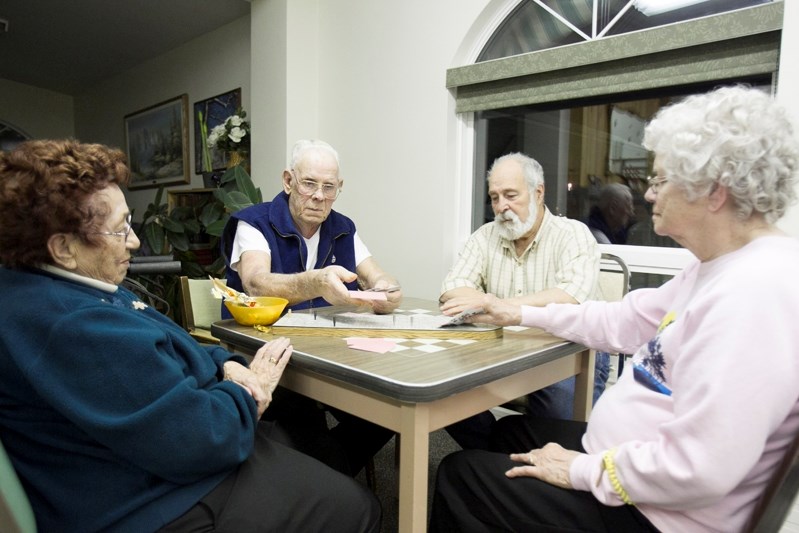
left=354, top=428, right=461, bottom=533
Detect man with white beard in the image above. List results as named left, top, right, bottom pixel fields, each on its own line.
left=440, top=152, right=605, bottom=449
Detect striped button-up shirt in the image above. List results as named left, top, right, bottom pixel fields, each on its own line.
left=441, top=208, right=599, bottom=302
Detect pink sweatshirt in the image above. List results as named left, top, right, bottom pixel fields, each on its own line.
left=521, top=236, right=799, bottom=532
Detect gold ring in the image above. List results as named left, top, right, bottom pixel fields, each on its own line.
left=269, top=357, right=278, bottom=364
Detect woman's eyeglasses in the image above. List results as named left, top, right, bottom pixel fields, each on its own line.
left=93, top=214, right=133, bottom=241
left=646, top=175, right=668, bottom=193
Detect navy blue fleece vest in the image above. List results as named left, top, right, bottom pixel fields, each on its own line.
left=221, top=191, right=358, bottom=314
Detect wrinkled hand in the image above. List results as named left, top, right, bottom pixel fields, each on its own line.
left=440, top=293, right=489, bottom=317
left=247, top=337, right=293, bottom=417
left=367, top=280, right=402, bottom=314
left=506, top=442, right=581, bottom=489
left=316, top=266, right=358, bottom=306
left=440, top=293, right=521, bottom=326
left=222, top=361, right=267, bottom=406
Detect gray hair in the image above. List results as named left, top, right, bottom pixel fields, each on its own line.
left=598, top=183, right=632, bottom=211
left=290, top=139, right=341, bottom=172
left=487, top=152, right=544, bottom=193
left=643, top=85, right=798, bottom=223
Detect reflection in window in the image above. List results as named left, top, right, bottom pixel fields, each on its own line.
left=472, top=77, right=772, bottom=249
left=478, top=0, right=771, bottom=62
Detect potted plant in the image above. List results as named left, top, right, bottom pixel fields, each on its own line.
left=131, top=164, right=262, bottom=320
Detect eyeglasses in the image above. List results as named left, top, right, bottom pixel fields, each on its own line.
left=292, top=172, right=341, bottom=200
left=647, top=175, right=669, bottom=193
left=93, top=214, right=133, bottom=241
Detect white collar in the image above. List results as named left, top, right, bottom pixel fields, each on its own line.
left=39, top=264, right=119, bottom=293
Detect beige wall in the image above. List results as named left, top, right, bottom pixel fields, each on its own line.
left=0, top=78, right=73, bottom=139
left=73, top=15, right=252, bottom=219
left=251, top=0, right=492, bottom=299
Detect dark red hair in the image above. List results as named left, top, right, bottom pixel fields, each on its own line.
left=0, top=139, right=130, bottom=268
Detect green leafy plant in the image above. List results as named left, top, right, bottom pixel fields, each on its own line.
left=138, top=164, right=262, bottom=278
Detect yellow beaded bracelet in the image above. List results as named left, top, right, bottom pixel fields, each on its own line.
left=603, top=448, right=635, bottom=505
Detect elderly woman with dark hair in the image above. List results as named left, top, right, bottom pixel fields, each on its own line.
left=433, top=85, right=799, bottom=532
left=0, top=139, right=380, bottom=533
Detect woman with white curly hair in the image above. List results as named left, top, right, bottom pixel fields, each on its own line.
left=432, top=85, right=799, bottom=532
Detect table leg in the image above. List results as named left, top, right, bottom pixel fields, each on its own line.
left=572, top=349, right=595, bottom=421
left=398, top=402, right=430, bottom=533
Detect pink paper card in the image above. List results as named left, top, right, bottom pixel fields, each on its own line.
left=348, top=290, right=387, bottom=301
left=346, top=337, right=396, bottom=354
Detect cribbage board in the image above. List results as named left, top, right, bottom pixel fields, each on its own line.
left=271, top=305, right=503, bottom=340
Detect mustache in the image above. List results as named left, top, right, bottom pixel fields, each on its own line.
left=495, top=211, right=519, bottom=222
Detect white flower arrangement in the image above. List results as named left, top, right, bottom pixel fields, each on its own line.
left=206, top=108, right=250, bottom=154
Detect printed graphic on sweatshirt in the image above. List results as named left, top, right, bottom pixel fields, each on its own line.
left=633, top=311, right=674, bottom=396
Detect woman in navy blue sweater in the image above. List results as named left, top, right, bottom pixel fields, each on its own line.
left=0, top=139, right=380, bottom=532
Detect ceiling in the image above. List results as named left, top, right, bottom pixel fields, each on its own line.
left=0, top=0, right=251, bottom=96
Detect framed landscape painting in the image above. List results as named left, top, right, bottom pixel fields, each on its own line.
left=124, top=94, right=190, bottom=190
left=193, top=88, right=241, bottom=173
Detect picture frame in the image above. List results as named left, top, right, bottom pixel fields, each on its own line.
left=193, top=88, right=242, bottom=174
left=124, top=94, right=190, bottom=190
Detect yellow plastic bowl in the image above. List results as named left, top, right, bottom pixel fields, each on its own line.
left=224, top=297, right=289, bottom=326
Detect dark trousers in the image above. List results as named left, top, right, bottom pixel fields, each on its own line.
left=430, top=416, right=660, bottom=533
left=446, top=352, right=612, bottom=450
left=263, top=386, right=395, bottom=477
left=160, top=420, right=380, bottom=533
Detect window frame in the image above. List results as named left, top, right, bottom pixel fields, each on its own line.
left=447, top=2, right=783, bottom=279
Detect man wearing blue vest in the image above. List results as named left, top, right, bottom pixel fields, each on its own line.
left=221, top=139, right=401, bottom=477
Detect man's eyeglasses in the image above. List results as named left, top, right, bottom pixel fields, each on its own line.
left=93, top=214, right=133, bottom=241
left=647, top=175, right=668, bottom=193
left=292, top=172, right=341, bottom=200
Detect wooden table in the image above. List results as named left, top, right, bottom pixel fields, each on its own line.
left=212, top=298, right=593, bottom=533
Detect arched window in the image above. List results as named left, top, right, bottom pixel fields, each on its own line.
left=448, top=1, right=781, bottom=287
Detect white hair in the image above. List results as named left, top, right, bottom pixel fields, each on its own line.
left=290, top=139, right=340, bottom=172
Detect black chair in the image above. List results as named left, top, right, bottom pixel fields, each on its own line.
left=744, top=429, right=799, bottom=532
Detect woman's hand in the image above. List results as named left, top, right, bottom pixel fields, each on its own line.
left=222, top=361, right=267, bottom=408
left=506, top=442, right=581, bottom=489
left=224, top=337, right=294, bottom=418
left=249, top=337, right=292, bottom=413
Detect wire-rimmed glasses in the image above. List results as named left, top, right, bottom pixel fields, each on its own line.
left=291, top=171, right=341, bottom=200
left=93, top=213, right=133, bottom=241
left=646, top=175, right=668, bottom=193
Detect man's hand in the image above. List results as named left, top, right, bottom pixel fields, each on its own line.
left=440, top=293, right=522, bottom=326
left=440, top=293, right=489, bottom=317
left=364, top=279, right=402, bottom=314
left=506, top=442, right=580, bottom=489
left=315, top=265, right=358, bottom=306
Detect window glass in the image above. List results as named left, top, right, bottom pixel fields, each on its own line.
left=477, top=0, right=772, bottom=62
left=472, top=76, right=773, bottom=252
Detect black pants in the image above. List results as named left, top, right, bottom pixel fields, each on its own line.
left=430, top=416, right=660, bottom=532
left=263, top=386, right=395, bottom=477
left=160, top=420, right=381, bottom=532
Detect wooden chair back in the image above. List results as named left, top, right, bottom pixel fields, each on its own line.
left=179, top=276, right=222, bottom=344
